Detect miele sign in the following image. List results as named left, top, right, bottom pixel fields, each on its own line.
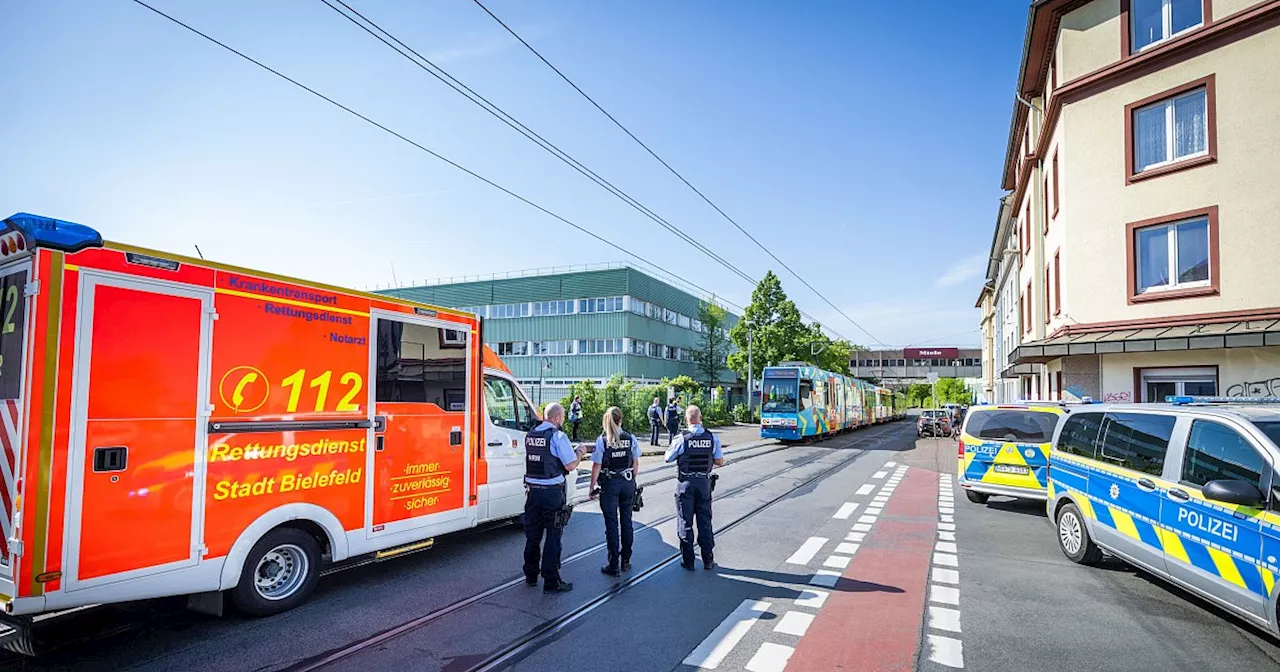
left=903, top=347, right=959, bottom=359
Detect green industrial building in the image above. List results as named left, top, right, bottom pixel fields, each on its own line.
left=382, top=264, right=741, bottom=403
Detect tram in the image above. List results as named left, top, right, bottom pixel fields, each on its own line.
left=759, top=362, right=905, bottom=442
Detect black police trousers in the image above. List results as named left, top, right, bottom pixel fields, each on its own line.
left=599, top=477, right=636, bottom=568
left=523, top=485, right=566, bottom=587
left=649, top=422, right=661, bottom=445
left=675, top=477, right=713, bottom=566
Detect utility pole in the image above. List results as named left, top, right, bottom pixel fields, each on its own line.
left=538, top=356, right=552, bottom=407
left=746, top=326, right=754, bottom=418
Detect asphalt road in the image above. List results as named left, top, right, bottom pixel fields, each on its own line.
left=910, top=435, right=1280, bottom=672
left=8, top=426, right=1271, bottom=671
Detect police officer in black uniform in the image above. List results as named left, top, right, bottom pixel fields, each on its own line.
left=588, top=406, right=642, bottom=576
left=665, top=397, right=681, bottom=445
left=647, top=397, right=663, bottom=446
left=523, top=402, right=586, bottom=593
left=664, top=405, right=725, bottom=570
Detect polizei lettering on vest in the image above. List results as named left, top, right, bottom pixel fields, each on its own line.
left=690, top=439, right=714, bottom=449
left=1176, top=507, right=1239, bottom=543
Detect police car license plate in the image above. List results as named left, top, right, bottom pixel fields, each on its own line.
left=992, top=464, right=1028, bottom=475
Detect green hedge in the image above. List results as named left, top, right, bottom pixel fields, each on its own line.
left=558, top=375, right=734, bottom=441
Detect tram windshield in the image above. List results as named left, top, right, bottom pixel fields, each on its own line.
left=763, top=377, right=798, bottom=413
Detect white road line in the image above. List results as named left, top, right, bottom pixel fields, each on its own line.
left=786, top=537, right=829, bottom=565
left=865, top=507, right=883, bottom=516
left=933, top=553, right=959, bottom=568
left=929, top=606, right=962, bottom=633
left=927, top=634, right=965, bottom=668
left=939, top=531, right=956, bottom=541
left=681, top=599, right=773, bottom=669
left=930, top=584, right=961, bottom=605
left=938, top=522, right=956, bottom=531
left=833, top=502, right=860, bottom=519
left=794, top=589, right=829, bottom=609
left=834, top=542, right=861, bottom=555
left=886, top=461, right=897, bottom=466
left=823, top=555, right=851, bottom=570
left=851, top=523, right=872, bottom=532
left=936, top=541, right=958, bottom=553
left=810, top=570, right=841, bottom=587
left=773, top=611, right=815, bottom=636
left=932, top=567, right=960, bottom=584
left=857, top=515, right=878, bottom=524
left=855, top=484, right=876, bottom=495
left=940, top=508, right=955, bottom=516
left=941, top=514, right=955, bottom=523
left=873, top=471, right=888, bottom=479
left=745, top=642, right=795, bottom=672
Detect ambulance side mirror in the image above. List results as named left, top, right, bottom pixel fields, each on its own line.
left=1203, top=480, right=1264, bottom=507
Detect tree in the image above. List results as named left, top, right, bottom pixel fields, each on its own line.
left=935, top=378, right=973, bottom=405
left=906, top=383, right=933, bottom=408
left=728, top=271, right=812, bottom=380
left=805, top=322, right=855, bottom=375
left=691, top=299, right=731, bottom=389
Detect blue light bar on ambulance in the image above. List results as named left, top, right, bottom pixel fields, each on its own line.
left=2, top=212, right=103, bottom=253
left=1167, top=395, right=1280, bottom=405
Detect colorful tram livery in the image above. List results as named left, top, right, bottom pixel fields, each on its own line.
left=0, top=213, right=560, bottom=636
left=759, top=364, right=905, bottom=441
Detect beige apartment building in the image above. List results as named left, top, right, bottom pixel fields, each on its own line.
left=986, top=0, right=1280, bottom=403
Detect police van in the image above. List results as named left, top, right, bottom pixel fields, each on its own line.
left=1047, top=397, right=1280, bottom=635
left=957, top=401, right=1072, bottom=504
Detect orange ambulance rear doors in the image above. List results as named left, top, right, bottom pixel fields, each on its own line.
left=63, top=269, right=214, bottom=590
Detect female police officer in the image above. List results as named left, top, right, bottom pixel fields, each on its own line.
left=588, top=406, right=641, bottom=576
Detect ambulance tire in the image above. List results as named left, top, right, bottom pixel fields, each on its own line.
left=1056, top=502, right=1103, bottom=565
left=964, top=489, right=990, bottom=504
left=231, top=528, right=322, bottom=617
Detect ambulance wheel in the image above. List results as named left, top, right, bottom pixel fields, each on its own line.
left=231, top=528, right=321, bottom=616
left=964, top=489, right=990, bottom=504
left=1056, top=502, right=1102, bottom=565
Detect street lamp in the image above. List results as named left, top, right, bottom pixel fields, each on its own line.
left=538, top=356, right=553, bottom=406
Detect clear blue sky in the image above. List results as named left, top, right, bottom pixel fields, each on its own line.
left=0, top=0, right=1026, bottom=347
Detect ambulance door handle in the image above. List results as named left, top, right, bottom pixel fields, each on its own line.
left=1167, top=487, right=1191, bottom=502
left=375, top=436, right=385, bottom=452
left=487, top=440, right=504, bottom=447
left=1137, top=478, right=1157, bottom=492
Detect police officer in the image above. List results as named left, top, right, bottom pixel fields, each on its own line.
left=647, top=397, right=663, bottom=446
left=523, top=402, right=587, bottom=593
left=665, top=397, right=681, bottom=445
left=588, top=406, right=641, bottom=576
left=664, top=405, right=724, bottom=570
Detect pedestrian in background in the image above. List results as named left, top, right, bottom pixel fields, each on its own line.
left=569, top=396, right=583, bottom=442
left=647, top=397, right=663, bottom=446
left=665, top=405, right=724, bottom=570
left=589, top=406, right=641, bottom=576
left=523, top=402, right=587, bottom=593
left=665, top=397, right=681, bottom=444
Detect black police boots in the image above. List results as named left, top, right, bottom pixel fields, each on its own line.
left=601, top=564, right=620, bottom=576
left=544, top=581, right=574, bottom=594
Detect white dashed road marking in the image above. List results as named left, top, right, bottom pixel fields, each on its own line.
left=873, top=471, right=888, bottom=479
left=745, top=642, right=795, bottom=672
left=929, top=605, right=962, bottom=633
left=855, top=484, right=876, bottom=495
left=786, top=537, right=828, bottom=566
left=823, top=555, right=851, bottom=570
left=809, top=570, right=841, bottom=587
left=833, top=502, right=860, bottom=519
left=773, top=611, right=815, bottom=636
left=927, top=635, right=965, bottom=669
left=682, top=599, right=772, bottom=669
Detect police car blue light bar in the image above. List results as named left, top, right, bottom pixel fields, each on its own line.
left=1166, top=395, right=1280, bottom=405
left=2, top=212, right=103, bottom=253
left=1009, top=398, right=1096, bottom=405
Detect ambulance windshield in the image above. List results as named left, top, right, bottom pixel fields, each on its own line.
left=0, top=266, right=27, bottom=400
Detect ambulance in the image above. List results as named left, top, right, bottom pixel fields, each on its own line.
left=0, top=212, right=562, bottom=644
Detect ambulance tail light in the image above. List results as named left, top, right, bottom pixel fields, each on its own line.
left=2, top=213, right=104, bottom=254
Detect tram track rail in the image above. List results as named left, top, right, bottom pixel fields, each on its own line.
left=285, top=424, right=904, bottom=672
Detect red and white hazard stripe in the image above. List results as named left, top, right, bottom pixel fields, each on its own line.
left=0, top=399, right=20, bottom=562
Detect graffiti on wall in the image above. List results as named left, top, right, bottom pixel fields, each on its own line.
left=1103, top=391, right=1131, bottom=402
left=1225, top=378, right=1280, bottom=398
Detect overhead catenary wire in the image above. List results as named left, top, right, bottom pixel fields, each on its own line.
left=469, top=0, right=889, bottom=350
left=126, top=0, right=745, bottom=318
left=314, top=0, right=852, bottom=343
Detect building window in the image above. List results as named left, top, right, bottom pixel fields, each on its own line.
left=1126, top=207, right=1217, bottom=303
left=491, top=303, right=530, bottom=319
left=662, top=308, right=678, bottom=325
left=1051, top=151, right=1059, bottom=220
left=497, top=341, right=530, bottom=357
left=1044, top=266, right=1051, bottom=325
left=577, top=338, right=623, bottom=354
left=691, top=318, right=703, bottom=333
left=1126, top=77, right=1215, bottom=182
left=1127, top=0, right=1205, bottom=54
left=677, top=313, right=691, bottom=329
left=533, top=300, right=575, bottom=316
left=579, top=296, right=623, bottom=313
left=1137, top=366, right=1217, bottom=402
left=1053, top=250, right=1061, bottom=315
left=648, top=342, right=662, bottom=358
left=629, top=298, right=649, bottom=316
left=532, top=340, right=574, bottom=356
left=631, top=339, right=647, bottom=355
left=1023, top=203, right=1031, bottom=255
